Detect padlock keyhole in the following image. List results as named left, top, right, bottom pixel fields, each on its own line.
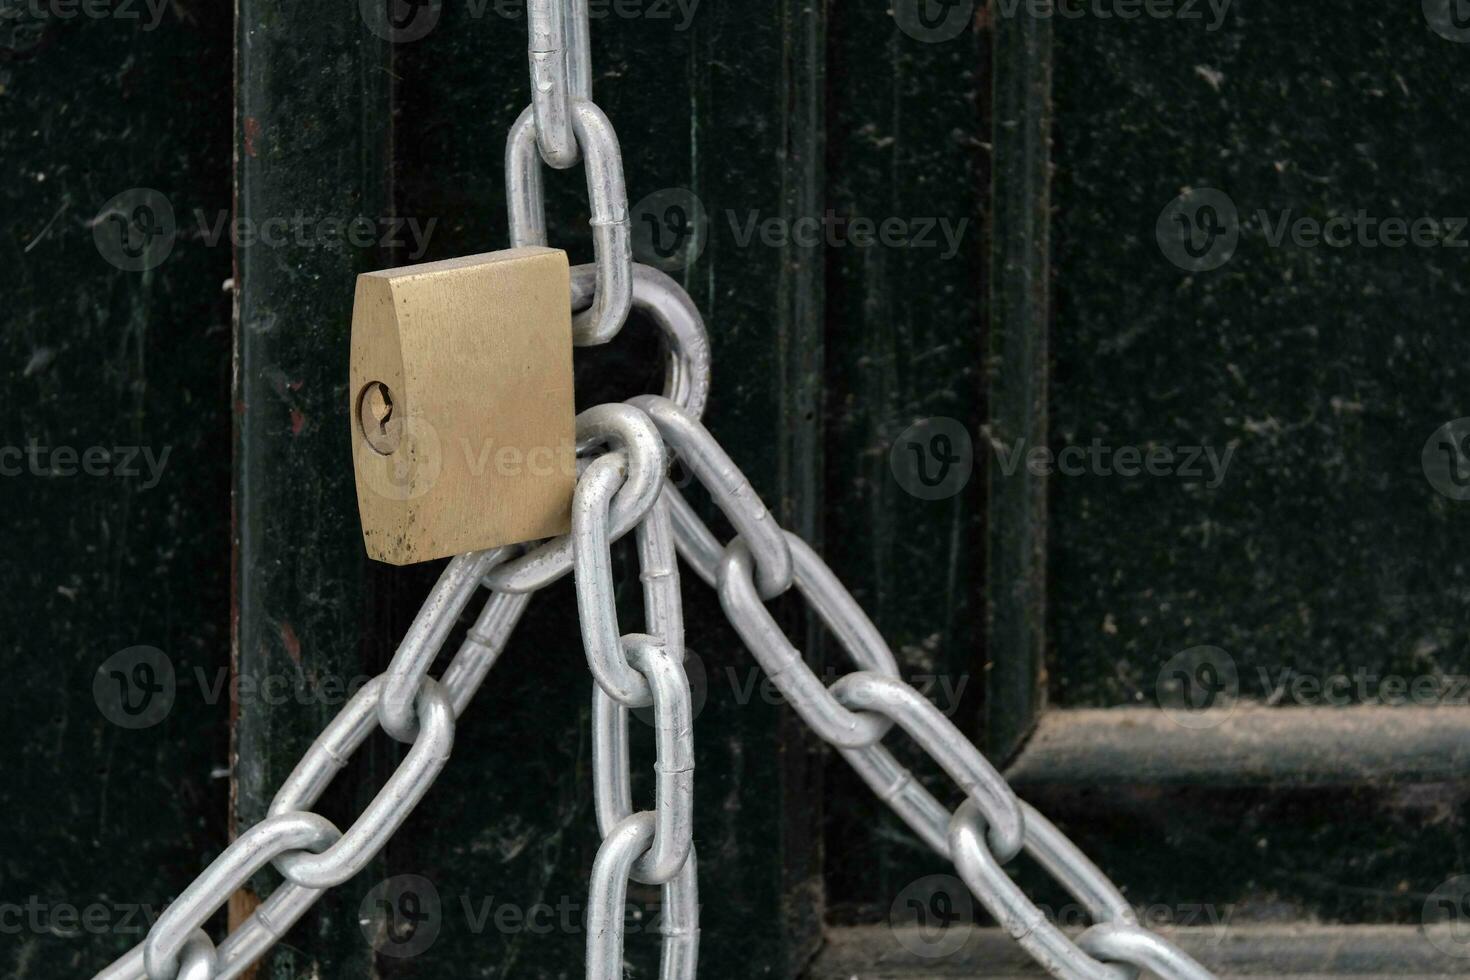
left=357, top=381, right=401, bottom=455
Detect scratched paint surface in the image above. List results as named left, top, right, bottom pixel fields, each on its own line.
left=231, top=1, right=395, bottom=976
left=818, top=2, right=991, bottom=925
left=1031, top=0, right=1470, bottom=926
left=0, top=6, right=234, bottom=977
left=1048, top=2, right=1470, bottom=709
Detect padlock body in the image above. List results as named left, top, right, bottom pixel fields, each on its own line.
left=350, top=247, right=575, bottom=565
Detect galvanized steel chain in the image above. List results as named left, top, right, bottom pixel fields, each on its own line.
left=510, top=0, right=632, bottom=345
left=645, top=399, right=1217, bottom=980
left=92, top=341, right=1215, bottom=980
left=92, top=3, right=1213, bottom=978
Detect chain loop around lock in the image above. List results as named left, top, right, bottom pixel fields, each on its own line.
left=94, top=266, right=1220, bottom=980
left=507, top=102, right=632, bottom=346
left=571, top=263, right=712, bottom=420
left=485, top=403, right=666, bottom=594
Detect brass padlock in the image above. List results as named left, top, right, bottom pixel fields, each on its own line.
left=349, top=246, right=576, bottom=565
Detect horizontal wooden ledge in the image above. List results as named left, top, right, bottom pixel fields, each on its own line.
left=1003, top=706, right=1470, bottom=787
left=808, top=924, right=1469, bottom=977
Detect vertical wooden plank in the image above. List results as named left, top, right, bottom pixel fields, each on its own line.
left=232, top=3, right=393, bottom=976
left=0, top=8, right=234, bottom=977
left=821, top=0, right=990, bottom=917
left=984, top=4, right=1052, bottom=764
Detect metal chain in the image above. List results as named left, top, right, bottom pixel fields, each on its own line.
left=91, top=321, right=1217, bottom=980
left=92, top=3, right=1217, bottom=977
left=510, top=0, right=630, bottom=346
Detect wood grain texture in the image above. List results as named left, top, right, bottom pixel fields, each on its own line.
left=1007, top=706, right=1470, bottom=786
left=0, top=5, right=234, bottom=978
left=232, top=2, right=393, bottom=976
left=809, top=924, right=1470, bottom=977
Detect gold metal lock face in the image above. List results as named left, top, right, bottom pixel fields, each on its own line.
left=350, top=246, right=576, bottom=565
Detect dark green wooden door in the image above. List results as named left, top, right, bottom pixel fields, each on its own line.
left=7, top=1, right=1470, bottom=978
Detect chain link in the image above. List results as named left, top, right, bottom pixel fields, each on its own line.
left=527, top=0, right=579, bottom=168
left=379, top=549, right=503, bottom=742
left=485, top=404, right=665, bottom=594
left=143, top=814, right=340, bottom=980
left=630, top=394, right=794, bottom=598
left=511, top=0, right=631, bottom=345
left=270, top=677, right=455, bottom=888
left=570, top=263, right=713, bottom=421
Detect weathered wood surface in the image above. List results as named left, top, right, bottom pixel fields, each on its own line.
left=1, top=6, right=234, bottom=977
